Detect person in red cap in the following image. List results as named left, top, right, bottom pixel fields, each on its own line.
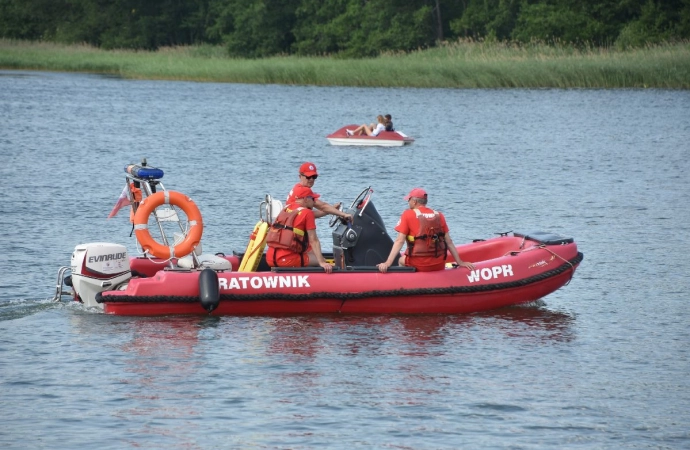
left=287, top=162, right=352, bottom=222
left=267, top=184, right=333, bottom=273
left=377, top=188, right=475, bottom=273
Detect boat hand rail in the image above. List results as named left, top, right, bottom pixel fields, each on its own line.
left=358, top=188, right=373, bottom=217
left=345, top=186, right=373, bottom=218
left=52, top=266, right=72, bottom=301
left=259, top=195, right=270, bottom=222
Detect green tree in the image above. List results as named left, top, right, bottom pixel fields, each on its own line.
left=2, top=0, right=689, bottom=55
left=292, top=0, right=437, bottom=57
left=511, top=3, right=593, bottom=44
left=209, top=0, right=300, bottom=58
left=291, top=0, right=353, bottom=55
left=0, top=0, right=70, bottom=40
left=449, top=0, right=519, bottom=41
left=616, top=0, right=690, bottom=48
left=92, top=0, right=211, bottom=49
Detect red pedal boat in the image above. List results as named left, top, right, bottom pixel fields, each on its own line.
left=326, top=125, right=415, bottom=147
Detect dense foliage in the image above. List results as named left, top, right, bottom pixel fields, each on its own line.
left=1, top=0, right=688, bottom=57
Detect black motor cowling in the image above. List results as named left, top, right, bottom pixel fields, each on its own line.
left=331, top=200, right=399, bottom=269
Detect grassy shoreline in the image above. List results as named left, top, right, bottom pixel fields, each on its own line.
left=1, top=39, right=689, bottom=88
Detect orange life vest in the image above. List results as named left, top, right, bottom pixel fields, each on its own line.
left=266, top=206, right=308, bottom=254
left=405, top=209, right=447, bottom=258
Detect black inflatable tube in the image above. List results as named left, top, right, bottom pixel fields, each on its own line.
left=199, top=268, right=220, bottom=313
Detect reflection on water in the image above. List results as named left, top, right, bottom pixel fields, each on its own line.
left=223, top=306, right=577, bottom=427
left=263, top=305, right=575, bottom=359
left=470, top=303, right=576, bottom=343
left=256, top=305, right=576, bottom=403
left=266, top=316, right=326, bottom=360
left=117, top=317, right=204, bottom=446
left=67, top=313, right=225, bottom=447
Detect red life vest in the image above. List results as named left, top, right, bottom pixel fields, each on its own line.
left=405, top=209, right=447, bottom=258
left=266, top=206, right=308, bottom=254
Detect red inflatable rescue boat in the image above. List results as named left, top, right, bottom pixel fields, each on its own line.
left=53, top=164, right=582, bottom=316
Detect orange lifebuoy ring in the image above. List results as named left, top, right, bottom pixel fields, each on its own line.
left=133, top=191, right=203, bottom=259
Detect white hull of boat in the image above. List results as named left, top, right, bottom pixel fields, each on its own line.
left=327, top=137, right=410, bottom=147
left=326, top=125, right=414, bottom=147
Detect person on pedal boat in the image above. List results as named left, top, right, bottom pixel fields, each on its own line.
left=384, top=114, right=394, bottom=131
left=346, top=115, right=386, bottom=137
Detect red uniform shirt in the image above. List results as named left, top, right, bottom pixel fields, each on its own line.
left=285, top=183, right=303, bottom=205
left=266, top=203, right=317, bottom=266
left=395, top=206, right=450, bottom=272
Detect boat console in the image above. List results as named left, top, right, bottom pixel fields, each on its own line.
left=330, top=187, right=400, bottom=269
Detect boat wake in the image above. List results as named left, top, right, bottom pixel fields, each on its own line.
left=0, top=298, right=62, bottom=321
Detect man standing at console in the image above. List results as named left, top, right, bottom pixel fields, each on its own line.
left=287, top=162, right=352, bottom=221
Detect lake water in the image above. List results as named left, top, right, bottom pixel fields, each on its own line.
left=1, top=70, right=689, bottom=449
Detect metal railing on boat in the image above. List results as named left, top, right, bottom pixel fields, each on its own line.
left=52, top=266, right=72, bottom=301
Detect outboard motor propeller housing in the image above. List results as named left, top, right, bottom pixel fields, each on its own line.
left=70, top=243, right=132, bottom=308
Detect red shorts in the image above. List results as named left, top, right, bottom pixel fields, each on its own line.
left=405, top=256, right=445, bottom=272
left=270, top=252, right=310, bottom=267
left=411, top=262, right=446, bottom=272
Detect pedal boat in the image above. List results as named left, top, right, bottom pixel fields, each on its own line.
left=326, top=125, right=415, bottom=147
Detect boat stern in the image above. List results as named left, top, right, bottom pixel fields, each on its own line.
left=70, top=243, right=132, bottom=308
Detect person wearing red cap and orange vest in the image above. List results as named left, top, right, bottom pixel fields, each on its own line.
left=267, top=185, right=333, bottom=273
left=287, top=162, right=352, bottom=222
left=377, top=188, right=475, bottom=273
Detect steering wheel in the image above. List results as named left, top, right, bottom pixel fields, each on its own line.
left=328, top=204, right=344, bottom=228
left=349, top=186, right=371, bottom=210
left=328, top=186, right=371, bottom=228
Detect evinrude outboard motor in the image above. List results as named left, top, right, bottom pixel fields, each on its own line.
left=70, top=243, right=132, bottom=308
left=332, top=193, right=399, bottom=269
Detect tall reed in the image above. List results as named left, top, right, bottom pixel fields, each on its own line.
left=1, top=39, right=688, bottom=88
